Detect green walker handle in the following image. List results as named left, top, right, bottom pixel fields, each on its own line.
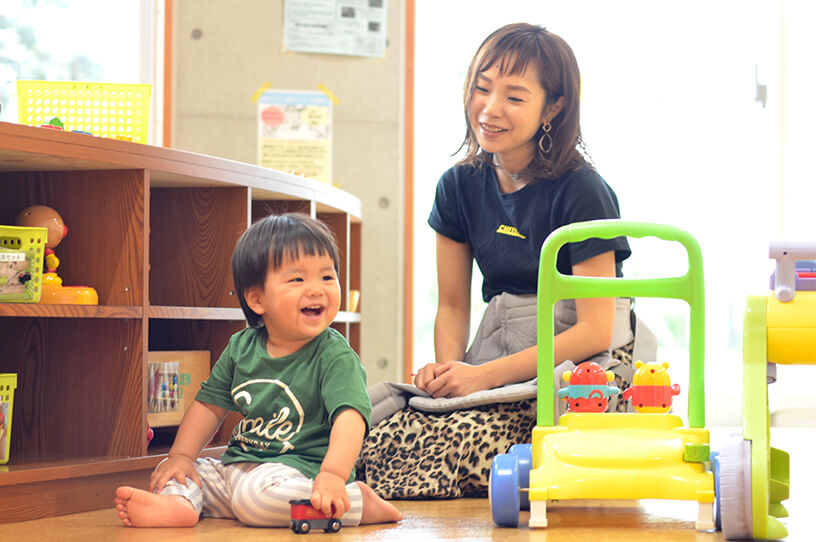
left=536, top=220, right=706, bottom=428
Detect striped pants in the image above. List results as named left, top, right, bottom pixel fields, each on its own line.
left=161, top=457, right=363, bottom=527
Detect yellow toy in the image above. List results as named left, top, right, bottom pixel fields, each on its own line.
left=622, top=361, right=681, bottom=413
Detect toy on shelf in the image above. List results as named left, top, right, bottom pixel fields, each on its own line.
left=15, top=205, right=98, bottom=304
left=622, top=361, right=681, bottom=413
left=289, top=499, right=342, bottom=534
left=557, top=361, right=620, bottom=412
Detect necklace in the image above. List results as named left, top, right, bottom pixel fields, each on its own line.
left=492, top=156, right=525, bottom=181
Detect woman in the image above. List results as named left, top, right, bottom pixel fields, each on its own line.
left=358, top=23, right=632, bottom=499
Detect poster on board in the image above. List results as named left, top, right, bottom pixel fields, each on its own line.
left=257, top=89, right=332, bottom=184
left=283, top=0, right=387, bottom=58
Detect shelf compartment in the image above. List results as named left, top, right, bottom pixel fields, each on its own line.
left=0, top=169, right=146, bottom=306
left=1, top=318, right=144, bottom=463
left=251, top=198, right=312, bottom=223
left=149, top=186, right=248, bottom=308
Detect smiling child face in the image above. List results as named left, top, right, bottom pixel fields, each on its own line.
left=247, top=250, right=341, bottom=358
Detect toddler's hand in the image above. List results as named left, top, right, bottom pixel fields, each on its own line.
left=149, top=455, right=200, bottom=493
left=311, top=471, right=349, bottom=518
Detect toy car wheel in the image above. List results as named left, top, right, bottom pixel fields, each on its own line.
left=296, top=520, right=311, bottom=534
left=508, top=443, right=532, bottom=511
left=326, top=519, right=342, bottom=532
left=715, top=437, right=752, bottom=540
left=490, top=453, right=520, bottom=527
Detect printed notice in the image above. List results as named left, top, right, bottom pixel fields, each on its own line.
left=257, top=89, right=332, bottom=184
left=283, top=0, right=387, bottom=58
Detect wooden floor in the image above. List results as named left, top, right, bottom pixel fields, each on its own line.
left=4, top=427, right=815, bottom=541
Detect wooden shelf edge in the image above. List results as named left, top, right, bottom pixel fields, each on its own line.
left=147, top=306, right=360, bottom=323
left=0, top=304, right=142, bottom=318
left=0, top=446, right=227, bottom=487
left=0, top=122, right=362, bottom=218
left=147, top=305, right=245, bottom=320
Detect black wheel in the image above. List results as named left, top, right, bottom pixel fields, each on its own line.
left=296, top=520, right=311, bottom=534
left=326, top=519, right=342, bottom=532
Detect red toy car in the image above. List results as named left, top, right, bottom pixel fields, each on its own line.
left=289, top=499, right=342, bottom=534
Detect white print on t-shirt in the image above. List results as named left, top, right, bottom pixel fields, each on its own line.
left=232, top=379, right=305, bottom=454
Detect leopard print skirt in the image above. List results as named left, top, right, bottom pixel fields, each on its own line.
left=356, top=344, right=634, bottom=499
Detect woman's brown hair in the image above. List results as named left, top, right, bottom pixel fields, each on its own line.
left=458, top=23, right=588, bottom=179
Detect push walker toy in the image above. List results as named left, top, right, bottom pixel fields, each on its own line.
left=489, top=220, right=791, bottom=540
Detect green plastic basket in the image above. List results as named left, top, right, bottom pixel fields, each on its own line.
left=0, top=225, right=47, bottom=303
left=0, top=373, right=17, bottom=464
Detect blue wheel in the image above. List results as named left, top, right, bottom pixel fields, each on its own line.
left=490, top=453, right=520, bottom=527
left=508, top=443, right=532, bottom=511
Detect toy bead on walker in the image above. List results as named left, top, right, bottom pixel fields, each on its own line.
left=558, top=361, right=620, bottom=412
left=15, top=205, right=98, bottom=304
left=622, top=361, right=681, bottom=413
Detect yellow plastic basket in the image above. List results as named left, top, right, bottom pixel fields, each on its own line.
left=0, top=373, right=16, bottom=464
left=0, top=225, right=47, bottom=303
left=15, top=80, right=152, bottom=143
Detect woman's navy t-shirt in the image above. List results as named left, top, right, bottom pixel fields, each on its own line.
left=428, top=163, right=631, bottom=302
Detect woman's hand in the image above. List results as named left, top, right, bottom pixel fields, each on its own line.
left=413, top=362, right=441, bottom=392
left=149, top=454, right=200, bottom=493
left=311, top=471, right=350, bottom=518
left=415, top=361, right=489, bottom=398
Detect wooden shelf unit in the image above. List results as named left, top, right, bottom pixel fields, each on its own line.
left=0, top=121, right=362, bottom=523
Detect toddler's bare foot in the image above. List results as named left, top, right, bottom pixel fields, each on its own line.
left=114, top=486, right=199, bottom=527
left=358, top=481, right=402, bottom=524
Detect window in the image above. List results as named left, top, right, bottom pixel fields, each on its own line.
left=0, top=0, right=164, bottom=144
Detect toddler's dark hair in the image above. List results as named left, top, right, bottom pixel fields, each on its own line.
left=232, top=213, right=340, bottom=327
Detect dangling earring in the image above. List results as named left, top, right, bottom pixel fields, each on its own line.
left=538, top=121, right=552, bottom=154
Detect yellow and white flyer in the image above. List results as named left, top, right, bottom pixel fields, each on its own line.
left=257, top=89, right=332, bottom=184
